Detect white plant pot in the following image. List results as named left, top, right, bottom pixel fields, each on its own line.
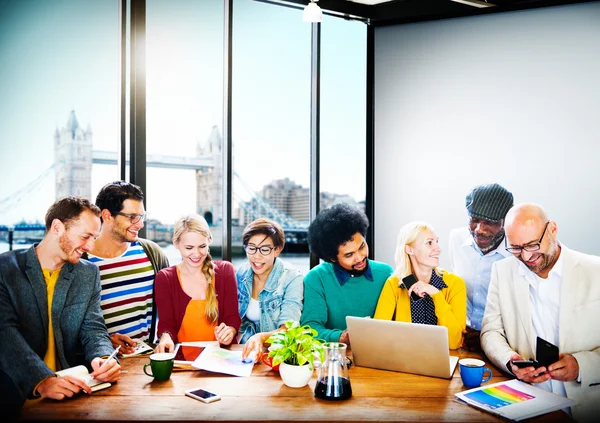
left=279, top=362, right=313, bottom=388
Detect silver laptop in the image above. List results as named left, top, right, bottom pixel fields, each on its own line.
left=346, top=316, right=459, bottom=379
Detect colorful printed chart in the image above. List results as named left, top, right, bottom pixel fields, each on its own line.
left=463, top=383, right=535, bottom=409
left=455, top=379, right=575, bottom=421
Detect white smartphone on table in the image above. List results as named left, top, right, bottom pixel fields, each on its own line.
left=185, top=388, right=221, bottom=403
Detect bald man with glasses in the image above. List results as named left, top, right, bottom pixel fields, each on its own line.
left=481, top=203, right=600, bottom=422
left=83, top=181, right=169, bottom=355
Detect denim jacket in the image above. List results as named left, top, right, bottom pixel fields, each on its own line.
left=236, top=258, right=304, bottom=344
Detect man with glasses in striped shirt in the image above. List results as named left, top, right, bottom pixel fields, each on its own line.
left=85, top=181, right=169, bottom=354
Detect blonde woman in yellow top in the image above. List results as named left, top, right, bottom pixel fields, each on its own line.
left=374, top=221, right=466, bottom=349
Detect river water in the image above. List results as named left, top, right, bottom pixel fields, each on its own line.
left=0, top=242, right=311, bottom=275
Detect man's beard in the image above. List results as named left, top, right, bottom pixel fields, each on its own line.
left=59, top=233, right=80, bottom=264
left=111, top=225, right=136, bottom=243
left=473, top=229, right=505, bottom=254
left=518, top=247, right=558, bottom=276
left=349, top=258, right=368, bottom=276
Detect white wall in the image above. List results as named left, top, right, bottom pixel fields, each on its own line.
left=374, top=2, right=600, bottom=269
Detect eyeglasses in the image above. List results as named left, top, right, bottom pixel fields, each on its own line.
left=505, top=221, right=549, bottom=254
left=115, top=212, right=147, bottom=224
left=244, top=244, right=276, bottom=256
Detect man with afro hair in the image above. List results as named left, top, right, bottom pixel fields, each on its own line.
left=300, top=203, right=393, bottom=344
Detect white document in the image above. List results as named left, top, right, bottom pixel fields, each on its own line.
left=56, top=365, right=112, bottom=392
left=455, top=379, right=575, bottom=421
left=191, top=345, right=254, bottom=377
left=120, top=340, right=154, bottom=358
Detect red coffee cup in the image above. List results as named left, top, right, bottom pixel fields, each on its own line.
left=261, top=353, right=280, bottom=371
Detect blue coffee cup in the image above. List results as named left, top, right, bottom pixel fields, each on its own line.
left=459, top=358, right=492, bottom=388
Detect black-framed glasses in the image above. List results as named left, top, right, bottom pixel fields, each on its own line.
left=244, top=244, right=276, bottom=256
left=115, top=212, right=147, bottom=224
left=505, top=221, right=549, bottom=254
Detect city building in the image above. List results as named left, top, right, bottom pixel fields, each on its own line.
left=54, top=110, right=93, bottom=200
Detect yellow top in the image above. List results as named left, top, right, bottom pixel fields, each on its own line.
left=374, top=271, right=467, bottom=350
left=41, top=268, right=60, bottom=372
left=26, top=268, right=61, bottom=403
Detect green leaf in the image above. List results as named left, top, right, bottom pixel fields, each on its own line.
left=266, top=320, right=323, bottom=368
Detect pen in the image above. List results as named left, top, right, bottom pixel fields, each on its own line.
left=101, top=345, right=121, bottom=369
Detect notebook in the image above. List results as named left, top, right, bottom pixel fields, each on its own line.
left=55, top=365, right=112, bottom=392
left=345, top=316, right=459, bottom=379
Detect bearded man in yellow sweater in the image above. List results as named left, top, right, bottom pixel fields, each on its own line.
left=0, top=196, right=120, bottom=420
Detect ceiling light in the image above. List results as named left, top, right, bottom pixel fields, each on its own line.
left=303, top=0, right=323, bottom=23
left=450, top=0, right=496, bottom=7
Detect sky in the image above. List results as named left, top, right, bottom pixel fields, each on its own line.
left=0, top=0, right=366, bottom=227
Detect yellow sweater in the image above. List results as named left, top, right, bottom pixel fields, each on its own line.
left=374, top=271, right=466, bottom=349
left=41, top=268, right=60, bottom=372
left=27, top=269, right=60, bottom=403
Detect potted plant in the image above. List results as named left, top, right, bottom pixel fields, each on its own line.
left=265, top=320, right=325, bottom=388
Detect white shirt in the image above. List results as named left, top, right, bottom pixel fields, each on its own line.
left=448, top=227, right=511, bottom=330
left=245, top=297, right=261, bottom=324
left=519, top=246, right=566, bottom=400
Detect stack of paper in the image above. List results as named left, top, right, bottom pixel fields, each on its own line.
left=120, top=340, right=154, bottom=358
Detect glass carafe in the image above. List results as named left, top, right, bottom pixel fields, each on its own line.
left=314, top=342, right=352, bottom=400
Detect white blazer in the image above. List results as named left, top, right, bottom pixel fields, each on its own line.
left=481, top=247, right=600, bottom=422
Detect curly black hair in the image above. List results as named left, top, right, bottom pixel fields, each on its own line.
left=307, top=203, right=369, bottom=262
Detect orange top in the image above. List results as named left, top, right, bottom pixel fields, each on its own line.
left=177, top=300, right=218, bottom=342
left=176, top=267, right=217, bottom=342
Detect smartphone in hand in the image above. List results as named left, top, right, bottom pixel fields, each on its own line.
left=536, top=337, right=559, bottom=368
left=511, top=337, right=559, bottom=370
left=401, top=274, right=421, bottom=301
left=511, top=359, right=540, bottom=369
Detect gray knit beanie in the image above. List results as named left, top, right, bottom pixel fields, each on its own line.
left=465, top=183, right=514, bottom=222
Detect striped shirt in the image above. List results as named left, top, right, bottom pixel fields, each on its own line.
left=87, top=242, right=154, bottom=342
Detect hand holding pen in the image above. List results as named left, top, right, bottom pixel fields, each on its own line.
left=110, top=333, right=137, bottom=355
left=90, top=345, right=122, bottom=383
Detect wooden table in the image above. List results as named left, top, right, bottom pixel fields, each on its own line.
left=19, top=346, right=571, bottom=422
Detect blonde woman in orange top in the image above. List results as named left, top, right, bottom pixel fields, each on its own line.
left=155, top=214, right=241, bottom=352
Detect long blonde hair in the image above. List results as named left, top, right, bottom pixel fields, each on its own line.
left=393, top=221, right=442, bottom=280
left=173, top=214, right=218, bottom=324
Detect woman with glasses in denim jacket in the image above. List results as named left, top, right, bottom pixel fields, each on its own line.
left=236, top=218, right=304, bottom=362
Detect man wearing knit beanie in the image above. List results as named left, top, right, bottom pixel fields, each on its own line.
left=448, top=183, right=514, bottom=351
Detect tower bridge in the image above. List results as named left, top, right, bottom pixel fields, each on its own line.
left=91, top=150, right=214, bottom=171
left=1, top=111, right=308, bottom=250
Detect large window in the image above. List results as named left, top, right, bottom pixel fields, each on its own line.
left=146, top=0, right=224, bottom=263
left=0, top=0, right=120, bottom=252
left=320, top=17, right=367, bottom=212
left=232, top=0, right=311, bottom=274
left=0, top=0, right=369, bottom=268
